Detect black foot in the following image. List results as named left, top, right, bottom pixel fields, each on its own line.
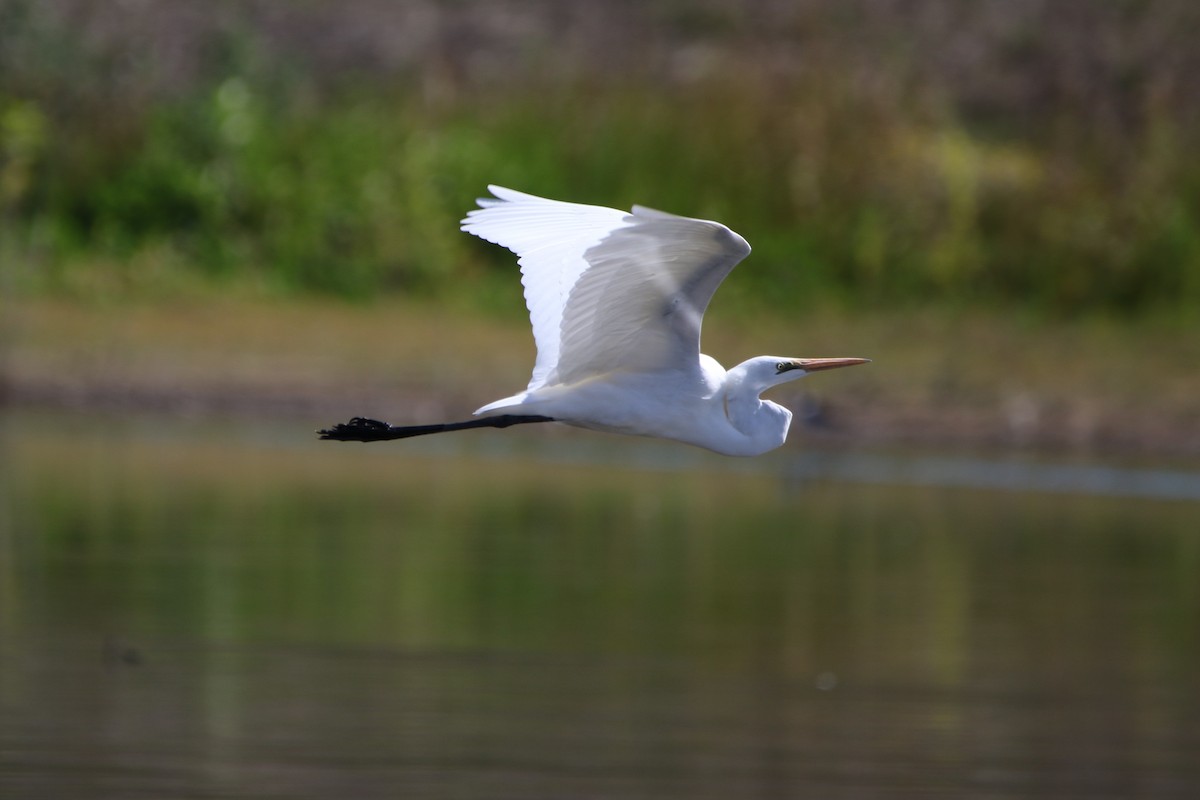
left=318, top=417, right=392, bottom=442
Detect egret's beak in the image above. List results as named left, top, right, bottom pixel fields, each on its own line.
left=792, top=357, right=871, bottom=373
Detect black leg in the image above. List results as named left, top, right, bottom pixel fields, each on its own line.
left=318, top=415, right=555, bottom=442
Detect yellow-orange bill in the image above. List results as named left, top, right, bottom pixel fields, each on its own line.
left=795, top=357, right=872, bottom=372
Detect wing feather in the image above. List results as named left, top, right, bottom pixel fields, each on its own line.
left=460, top=186, right=750, bottom=389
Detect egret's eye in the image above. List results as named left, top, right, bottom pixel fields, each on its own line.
left=775, top=361, right=790, bottom=373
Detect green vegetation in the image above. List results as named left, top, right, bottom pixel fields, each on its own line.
left=2, top=1, right=1198, bottom=316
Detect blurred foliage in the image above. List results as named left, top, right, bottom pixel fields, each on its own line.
left=1, top=0, right=1198, bottom=315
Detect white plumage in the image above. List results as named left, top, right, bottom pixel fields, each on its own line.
left=320, top=187, right=867, bottom=454
left=459, top=186, right=869, bottom=456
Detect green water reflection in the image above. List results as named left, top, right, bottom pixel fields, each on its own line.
left=2, top=412, right=1198, bottom=798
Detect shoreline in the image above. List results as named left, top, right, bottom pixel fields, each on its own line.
left=4, top=296, right=1198, bottom=461
left=5, top=373, right=1198, bottom=461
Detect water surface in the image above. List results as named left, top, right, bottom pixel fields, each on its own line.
left=2, top=411, right=1198, bottom=798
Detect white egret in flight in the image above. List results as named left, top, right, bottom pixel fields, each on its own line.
left=320, top=186, right=869, bottom=456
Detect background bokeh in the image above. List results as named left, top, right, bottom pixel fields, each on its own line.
left=3, top=0, right=1198, bottom=313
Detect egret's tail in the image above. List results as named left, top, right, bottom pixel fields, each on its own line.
left=473, top=392, right=534, bottom=416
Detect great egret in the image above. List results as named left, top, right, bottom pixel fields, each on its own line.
left=319, top=186, right=869, bottom=456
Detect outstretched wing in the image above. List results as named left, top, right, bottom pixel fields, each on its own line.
left=461, top=186, right=750, bottom=389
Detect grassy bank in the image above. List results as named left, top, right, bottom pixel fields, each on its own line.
left=5, top=293, right=1198, bottom=459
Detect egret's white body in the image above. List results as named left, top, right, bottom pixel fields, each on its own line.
left=458, top=186, right=869, bottom=456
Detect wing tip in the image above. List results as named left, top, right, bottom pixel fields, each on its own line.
left=483, top=184, right=537, bottom=203
left=723, top=226, right=752, bottom=259
left=464, top=185, right=543, bottom=216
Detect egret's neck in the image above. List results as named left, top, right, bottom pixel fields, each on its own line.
left=720, top=362, right=795, bottom=452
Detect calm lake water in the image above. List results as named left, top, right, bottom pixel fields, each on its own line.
left=2, top=410, right=1199, bottom=799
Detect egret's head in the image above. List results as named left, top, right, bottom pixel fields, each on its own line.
left=740, top=355, right=871, bottom=393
